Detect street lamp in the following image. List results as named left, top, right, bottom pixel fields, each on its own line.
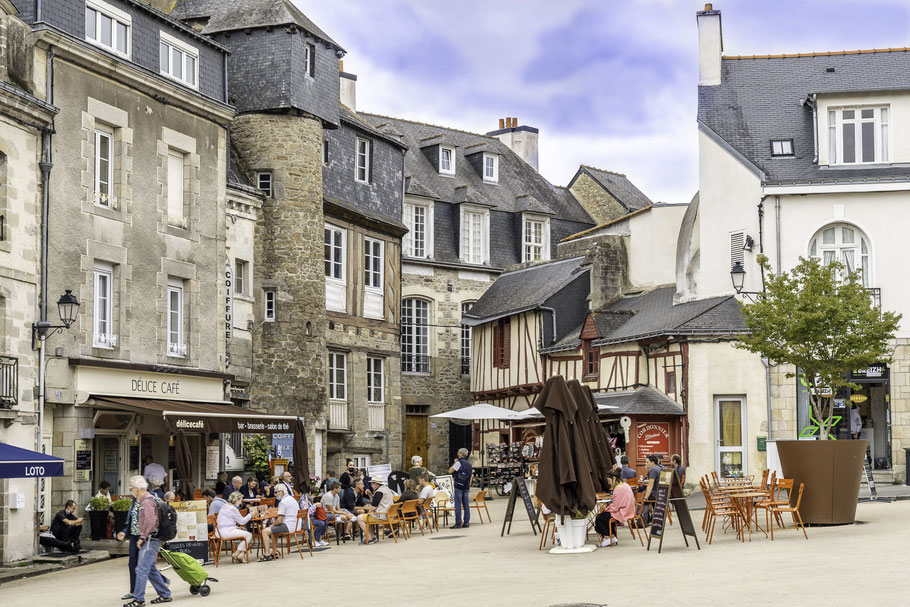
left=32, top=289, right=80, bottom=346
left=730, top=262, right=746, bottom=294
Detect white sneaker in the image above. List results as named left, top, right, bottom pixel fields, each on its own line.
left=317, top=540, right=329, bottom=547
left=599, top=537, right=611, bottom=547
left=611, top=537, right=618, bottom=546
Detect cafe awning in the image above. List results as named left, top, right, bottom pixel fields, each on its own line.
left=89, top=396, right=298, bottom=434
left=0, top=442, right=65, bottom=479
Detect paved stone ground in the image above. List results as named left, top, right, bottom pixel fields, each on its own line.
left=1, top=498, right=908, bottom=606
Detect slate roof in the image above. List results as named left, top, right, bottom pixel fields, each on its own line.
left=593, top=387, right=686, bottom=416
left=339, top=106, right=406, bottom=149
left=405, top=176, right=438, bottom=199
left=228, top=144, right=257, bottom=191
left=462, top=257, right=588, bottom=324
left=173, top=0, right=343, bottom=50
left=538, top=310, right=637, bottom=354
left=698, top=50, right=910, bottom=184
left=592, top=286, right=747, bottom=346
left=571, top=166, right=653, bottom=211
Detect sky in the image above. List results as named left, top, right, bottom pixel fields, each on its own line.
left=295, top=0, right=910, bottom=204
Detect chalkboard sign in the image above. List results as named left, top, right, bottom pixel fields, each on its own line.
left=166, top=540, right=208, bottom=563
left=501, top=477, right=540, bottom=537
left=76, top=450, right=92, bottom=471
left=129, top=444, right=140, bottom=471
left=647, top=468, right=700, bottom=553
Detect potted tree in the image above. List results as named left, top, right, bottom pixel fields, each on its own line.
left=111, top=497, right=133, bottom=532
left=737, top=256, right=900, bottom=523
left=88, top=496, right=111, bottom=540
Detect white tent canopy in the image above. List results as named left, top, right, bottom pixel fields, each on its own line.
left=510, top=403, right=619, bottom=420
left=430, top=403, right=522, bottom=421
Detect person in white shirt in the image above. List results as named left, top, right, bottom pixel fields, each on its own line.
left=142, top=456, right=166, bottom=486
left=216, top=492, right=252, bottom=563
left=322, top=482, right=354, bottom=542
left=259, top=485, right=299, bottom=561
left=418, top=474, right=435, bottom=500
left=850, top=405, right=863, bottom=440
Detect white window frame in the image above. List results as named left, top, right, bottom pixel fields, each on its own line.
left=94, top=128, right=115, bottom=208
left=264, top=289, right=276, bottom=322
left=167, top=149, right=186, bottom=227
left=234, top=259, right=248, bottom=296
left=93, top=263, right=116, bottom=349
left=770, top=139, right=793, bottom=156
left=403, top=200, right=434, bottom=259
left=808, top=222, right=873, bottom=287
left=364, top=237, right=384, bottom=291
left=522, top=214, right=550, bottom=262
left=459, top=206, right=489, bottom=265
left=166, top=278, right=186, bottom=358
left=352, top=454, right=370, bottom=469
left=401, top=298, right=430, bottom=374
left=305, top=42, right=316, bottom=79
left=356, top=138, right=371, bottom=183
left=827, top=105, right=890, bottom=165
left=367, top=356, right=384, bottom=403
left=461, top=302, right=473, bottom=376
left=439, top=146, right=455, bottom=176
left=257, top=172, right=273, bottom=198
left=715, top=396, right=747, bottom=478
left=159, top=31, right=199, bottom=89
left=483, top=153, right=499, bottom=182
left=85, top=0, right=131, bottom=59
left=328, top=351, right=347, bottom=401
left=325, top=224, right=347, bottom=313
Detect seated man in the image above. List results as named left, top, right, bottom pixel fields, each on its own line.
left=341, top=478, right=367, bottom=516
left=594, top=468, right=637, bottom=547
left=259, top=485, right=299, bottom=561
left=355, top=477, right=394, bottom=545
left=418, top=474, right=435, bottom=500
left=40, top=500, right=83, bottom=553
left=223, top=475, right=243, bottom=501
left=322, top=481, right=354, bottom=541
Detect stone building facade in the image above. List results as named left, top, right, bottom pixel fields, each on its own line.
left=0, top=1, right=57, bottom=563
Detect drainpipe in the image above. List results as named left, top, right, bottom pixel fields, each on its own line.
left=757, top=197, right=766, bottom=290
left=775, top=196, right=782, bottom=275
left=762, top=357, right=772, bottom=441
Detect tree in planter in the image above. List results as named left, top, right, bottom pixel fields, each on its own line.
left=736, top=256, right=900, bottom=439
left=242, top=435, right=272, bottom=475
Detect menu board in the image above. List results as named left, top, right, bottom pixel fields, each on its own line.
left=205, top=446, right=219, bottom=481
left=74, top=440, right=92, bottom=482
left=647, top=468, right=700, bottom=553
left=168, top=500, right=209, bottom=563
left=434, top=475, right=455, bottom=507
left=501, top=477, right=540, bottom=537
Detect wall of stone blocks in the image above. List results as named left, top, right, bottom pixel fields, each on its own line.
left=569, top=172, right=627, bottom=226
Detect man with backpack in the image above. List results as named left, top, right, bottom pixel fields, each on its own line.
left=124, top=475, right=173, bottom=606
left=448, top=448, right=473, bottom=529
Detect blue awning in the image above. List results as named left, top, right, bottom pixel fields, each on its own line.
left=0, top=442, right=65, bottom=478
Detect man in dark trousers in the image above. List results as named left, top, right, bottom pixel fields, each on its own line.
left=40, top=500, right=83, bottom=553
left=448, top=448, right=472, bottom=529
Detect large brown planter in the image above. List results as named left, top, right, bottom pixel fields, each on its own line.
left=776, top=439, right=866, bottom=524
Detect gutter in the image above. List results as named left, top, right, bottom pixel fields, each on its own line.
left=762, top=357, right=773, bottom=441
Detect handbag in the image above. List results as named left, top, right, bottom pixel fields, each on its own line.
left=314, top=505, right=328, bottom=521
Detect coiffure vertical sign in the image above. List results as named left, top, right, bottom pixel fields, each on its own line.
left=225, top=257, right=233, bottom=346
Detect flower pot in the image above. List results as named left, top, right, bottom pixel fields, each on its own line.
left=89, top=511, right=109, bottom=540
left=555, top=517, right=589, bottom=549
left=775, top=439, right=866, bottom=525
left=113, top=509, right=129, bottom=533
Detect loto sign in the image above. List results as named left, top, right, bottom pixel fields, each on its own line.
left=636, top=422, right=670, bottom=461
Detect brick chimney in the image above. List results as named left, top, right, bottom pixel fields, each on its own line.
left=339, top=60, right=357, bottom=111
left=697, top=4, right=723, bottom=86
left=487, top=116, right=539, bottom=171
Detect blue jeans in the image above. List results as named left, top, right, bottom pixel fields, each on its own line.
left=127, top=536, right=139, bottom=594
left=454, top=488, right=470, bottom=525
left=132, top=538, right=170, bottom=602
left=305, top=518, right=326, bottom=541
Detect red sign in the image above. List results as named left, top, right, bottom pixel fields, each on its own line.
left=636, top=422, right=670, bottom=460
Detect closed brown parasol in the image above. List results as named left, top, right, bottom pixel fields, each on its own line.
left=533, top=375, right=597, bottom=516
left=174, top=429, right=196, bottom=501
left=568, top=379, right=616, bottom=492
left=293, top=418, right=310, bottom=494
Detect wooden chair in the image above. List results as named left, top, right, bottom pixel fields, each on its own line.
left=260, top=498, right=276, bottom=508
left=769, top=478, right=794, bottom=528
left=206, top=514, right=218, bottom=561
left=366, top=502, right=405, bottom=543
left=266, top=508, right=300, bottom=559
left=538, top=513, right=557, bottom=550
left=292, top=510, right=314, bottom=557
left=470, top=490, right=492, bottom=524
left=417, top=497, right=436, bottom=533
left=210, top=517, right=249, bottom=566
left=399, top=499, right=425, bottom=537
left=434, top=492, right=453, bottom=527
left=769, top=482, right=808, bottom=540
left=627, top=491, right=649, bottom=546
left=704, top=488, right=742, bottom=544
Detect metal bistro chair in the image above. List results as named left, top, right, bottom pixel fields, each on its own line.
left=399, top=499, right=425, bottom=537
left=769, top=482, right=808, bottom=541
left=210, top=516, right=249, bottom=567
left=470, top=490, right=492, bottom=524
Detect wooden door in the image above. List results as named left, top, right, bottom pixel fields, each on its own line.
left=405, top=415, right=428, bottom=464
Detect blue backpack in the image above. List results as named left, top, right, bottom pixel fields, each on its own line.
left=453, top=459, right=472, bottom=491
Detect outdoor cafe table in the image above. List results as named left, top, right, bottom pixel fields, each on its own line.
left=247, top=508, right=278, bottom=557
left=728, top=490, right=768, bottom=542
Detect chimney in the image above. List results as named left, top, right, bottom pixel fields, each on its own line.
left=339, top=61, right=357, bottom=111
left=697, top=4, right=722, bottom=86
left=487, top=116, right=539, bottom=171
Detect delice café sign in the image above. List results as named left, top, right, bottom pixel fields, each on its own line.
left=636, top=422, right=670, bottom=460
left=76, top=365, right=224, bottom=403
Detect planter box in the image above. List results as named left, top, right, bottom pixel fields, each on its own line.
left=776, top=439, right=866, bottom=525
left=555, top=517, right=588, bottom=549
left=89, top=511, right=109, bottom=541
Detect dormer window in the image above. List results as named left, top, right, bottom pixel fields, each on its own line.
left=483, top=154, right=499, bottom=182
left=827, top=106, right=889, bottom=164
left=159, top=32, right=199, bottom=89
left=439, top=147, right=455, bottom=176
left=770, top=139, right=793, bottom=157
left=459, top=206, right=489, bottom=264
left=522, top=214, right=550, bottom=262
left=85, top=0, right=131, bottom=58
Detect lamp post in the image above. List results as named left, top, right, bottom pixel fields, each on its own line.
left=730, top=262, right=762, bottom=303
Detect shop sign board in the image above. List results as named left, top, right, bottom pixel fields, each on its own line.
left=850, top=364, right=889, bottom=382
left=76, top=366, right=224, bottom=402
left=166, top=415, right=294, bottom=434
left=205, top=445, right=219, bottom=481
left=225, top=257, right=233, bottom=345
left=272, top=434, right=294, bottom=463
left=434, top=475, right=455, bottom=507
left=74, top=439, right=92, bottom=482
left=168, top=500, right=210, bottom=563
left=636, top=422, right=670, bottom=460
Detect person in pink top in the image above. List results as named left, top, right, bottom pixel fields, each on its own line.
left=594, top=468, right=638, bottom=547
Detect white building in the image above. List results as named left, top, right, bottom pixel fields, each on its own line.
left=678, top=5, right=910, bottom=483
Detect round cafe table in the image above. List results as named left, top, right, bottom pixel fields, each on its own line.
left=729, top=491, right=768, bottom=541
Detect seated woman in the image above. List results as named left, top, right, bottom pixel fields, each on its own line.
left=216, top=492, right=253, bottom=563
left=398, top=479, right=419, bottom=503
left=594, top=469, right=637, bottom=547
left=240, top=477, right=262, bottom=500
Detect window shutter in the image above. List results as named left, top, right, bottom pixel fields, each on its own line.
left=493, top=323, right=501, bottom=368
left=730, top=231, right=744, bottom=270
left=502, top=318, right=511, bottom=369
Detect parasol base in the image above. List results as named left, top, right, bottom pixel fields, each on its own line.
left=548, top=544, right=598, bottom=554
